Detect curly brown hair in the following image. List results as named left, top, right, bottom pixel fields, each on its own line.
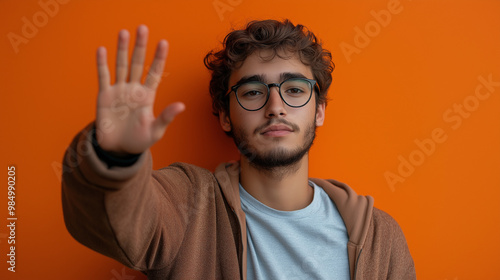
left=204, top=19, right=334, bottom=117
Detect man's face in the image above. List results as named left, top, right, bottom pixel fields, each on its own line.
left=219, top=50, right=326, bottom=169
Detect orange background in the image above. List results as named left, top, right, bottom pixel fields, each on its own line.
left=1, top=0, right=499, bottom=279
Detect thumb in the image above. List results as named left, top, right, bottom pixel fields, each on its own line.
left=151, top=102, right=185, bottom=139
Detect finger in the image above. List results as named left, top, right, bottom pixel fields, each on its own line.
left=144, top=40, right=168, bottom=90
left=152, top=102, right=185, bottom=141
left=115, top=29, right=130, bottom=83
left=96, top=47, right=110, bottom=91
left=129, top=25, right=149, bottom=83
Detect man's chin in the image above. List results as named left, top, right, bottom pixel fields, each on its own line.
left=247, top=147, right=309, bottom=170
left=233, top=120, right=317, bottom=170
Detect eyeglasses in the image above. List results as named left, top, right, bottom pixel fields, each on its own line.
left=227, top=78, right=319, bottom=111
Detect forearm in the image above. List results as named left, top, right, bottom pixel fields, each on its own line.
left=61, top=122, right=159, bottom=269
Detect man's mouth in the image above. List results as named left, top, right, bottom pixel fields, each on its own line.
left=260, top=124, right=294, bottom=137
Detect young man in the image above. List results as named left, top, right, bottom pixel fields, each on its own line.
left=62, top=20, right=415, bottom=279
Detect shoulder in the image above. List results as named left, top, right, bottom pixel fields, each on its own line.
left=359, top=208, right=416, bottom=279
left=369, top=207, right=409, bottom=248
left=371, top=208, right=400, bottom=231
left=370, top=208, right=408, bottom=241
left=151, top=162, right=220, bottom=200
left=158, top=162, right=214, bottom=176
left=155, top=162, right=215, bottom=183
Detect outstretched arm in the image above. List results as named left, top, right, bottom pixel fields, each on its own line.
left=62, top=25, right=192, bottom=271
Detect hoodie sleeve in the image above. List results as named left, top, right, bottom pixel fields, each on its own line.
left=363, top=208, right=416, bottom=280
left=386, top=212, right=416, bottom=279
left=61, top=123, right=211, bottom=271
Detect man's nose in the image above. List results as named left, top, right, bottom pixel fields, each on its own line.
left=264, top=86, right=287, bottom=117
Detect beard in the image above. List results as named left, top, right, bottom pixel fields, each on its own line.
left=231, top=118, right=317, bottom=171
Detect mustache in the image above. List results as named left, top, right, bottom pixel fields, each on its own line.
left=254, top=119, right=300, bottom=135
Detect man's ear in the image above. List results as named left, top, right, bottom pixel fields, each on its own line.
left=315, top=102, right=326, bottom=127
left=219, top=110, right=232, bottom=132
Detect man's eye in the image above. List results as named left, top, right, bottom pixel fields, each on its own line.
left=285, top=88, right=305, bottom=94
left=242, top=90, right=264, bottom=97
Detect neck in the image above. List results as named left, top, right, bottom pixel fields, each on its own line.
left=239, top=154, right=313, bottom=211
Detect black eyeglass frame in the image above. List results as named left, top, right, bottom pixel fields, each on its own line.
left=226, top=78, right=320, bottom=111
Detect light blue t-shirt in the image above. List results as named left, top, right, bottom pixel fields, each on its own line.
left=239, top=181, right=350, bottom=280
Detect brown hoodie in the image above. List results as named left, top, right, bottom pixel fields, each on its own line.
left=62, top=124, right=416, bottom=279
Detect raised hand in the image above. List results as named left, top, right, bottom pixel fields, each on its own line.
left=95, top=25, right=185, bottom=155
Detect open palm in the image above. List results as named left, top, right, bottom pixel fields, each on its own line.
left=95, top=25, right=184, bottom=155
